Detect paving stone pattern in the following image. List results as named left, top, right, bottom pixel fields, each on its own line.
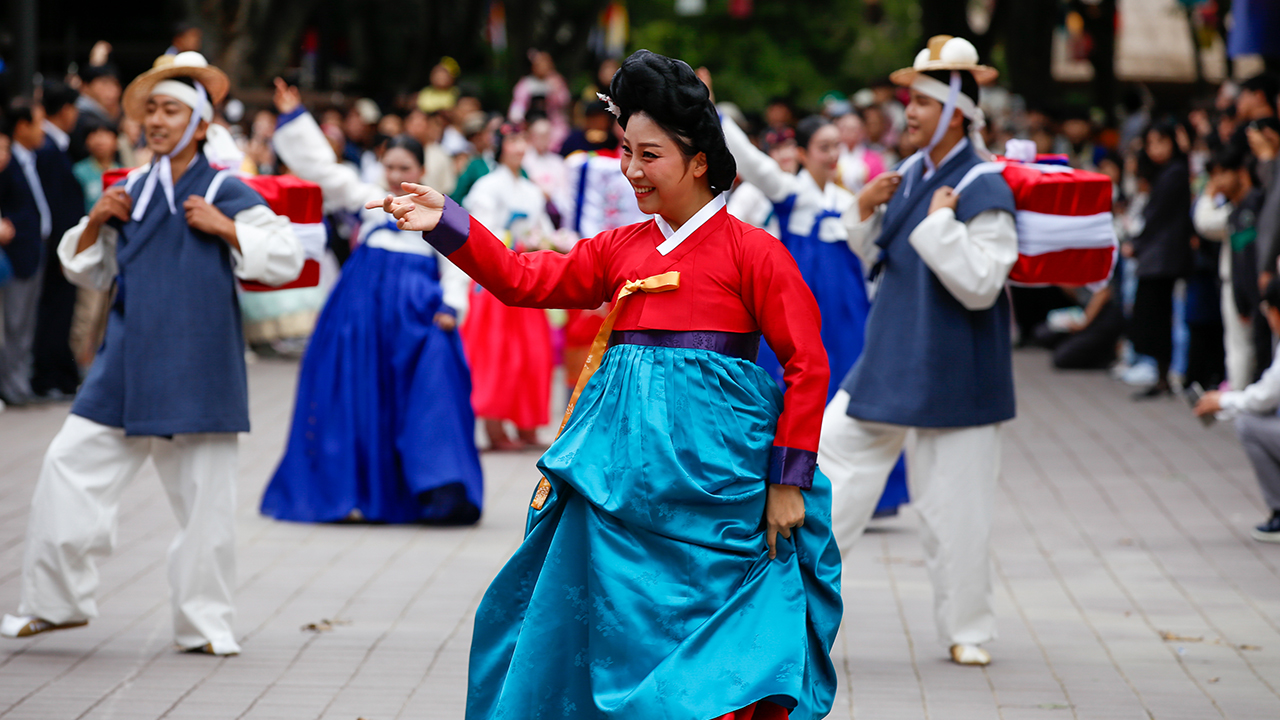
left=1, top=352, right=1278, bottom=719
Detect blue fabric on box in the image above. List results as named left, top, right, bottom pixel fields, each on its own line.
left=466, top=343, right=842, bottom=719
left=260, top=243, right=483, bottom=523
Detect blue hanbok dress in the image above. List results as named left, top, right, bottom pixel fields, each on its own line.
left=261, top=109, right=483, bottom=524
left=422, top=195, right=842, bottom=719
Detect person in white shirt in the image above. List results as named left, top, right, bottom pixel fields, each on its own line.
left=1195, top=276, right=1280, bottom=542
left=522, top=115, right=566, bottom=201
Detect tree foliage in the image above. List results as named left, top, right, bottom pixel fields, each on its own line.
left=628, top=0, right=922, bottom=114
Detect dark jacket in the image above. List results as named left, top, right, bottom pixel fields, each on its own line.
left=1230, top=187, right=1267, bottom=319
left=0, top=145, right=48, bottom=279
left=1256, top=158, right=1280, bottom=279
left=0, top=139, right=87, bottom=279
left=1133, top=158, right=1193, bottom=279
left=36, top=138, right=85, bottom=248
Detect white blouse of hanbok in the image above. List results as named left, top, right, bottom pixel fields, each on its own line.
left=721, top=117, right=854, bottom=245
left=463, top=165, right=561, bottom=250
left=273, top=111, right=470, bottom=316
left=726, top=181, right=780, bottom=238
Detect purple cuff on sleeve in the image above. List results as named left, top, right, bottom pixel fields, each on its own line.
left=422, top=196, right=471, bottom=256
left=275, top=106, right=307, bottom=128
left=769, top=446, right=816, bottom=489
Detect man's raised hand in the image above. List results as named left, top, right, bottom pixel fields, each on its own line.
left=365, top=183, right=445, bottom=233
left=88, top=186, right=133, bottom=226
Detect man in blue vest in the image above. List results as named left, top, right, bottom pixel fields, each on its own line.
left=1, top=53, right=304, bottom=655
left=819, top=36, right=1017, bottom=667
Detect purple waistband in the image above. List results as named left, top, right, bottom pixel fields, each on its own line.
left=609, top=330, right=761, bottom=361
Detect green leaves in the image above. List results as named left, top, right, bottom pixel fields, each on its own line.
left=628, top=0, right=922, bottom=114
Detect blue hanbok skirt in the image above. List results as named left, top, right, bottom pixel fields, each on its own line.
left=261, top=245, right=483, bottom=524
left=466, top=344, right=842, bottom=719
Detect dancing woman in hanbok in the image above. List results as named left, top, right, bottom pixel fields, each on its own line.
left=372, top=50, right=841, bottom=720
left=260, top=80, right=483, bottom=525
left=721, top=108, right=909, bottom=517
left=460, top=124, right=559, bottom=451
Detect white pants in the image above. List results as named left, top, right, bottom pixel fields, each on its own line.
left=1222, top=285, right=1255, bottom=391
left=19, top=414, right=241, bottom=654
left=819, top=390, right=1000, bottom=648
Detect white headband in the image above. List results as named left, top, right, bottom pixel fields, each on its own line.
left=133, top=80, right=209, bottom=220
left=900, top=70, right=991, bottom=197
left=910, top=74, right=978, bottom=121
left=151, top=79, right=213, bottom=122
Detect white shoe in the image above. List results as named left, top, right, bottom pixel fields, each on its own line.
left=1, top=613, right=88, bottom=638
left=950, top=644, right=991, bottom=666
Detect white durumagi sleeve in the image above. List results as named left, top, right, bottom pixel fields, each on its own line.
left=58, top=216, right=118, bottom=291
left=229, top=205, right=305, bottom=286
left=844, top=205, right=885, bottom=271
left=273, top=112, right=380, bottom=214
left=908, top=208, right=1018, bottom=311
left=720, top=116, right=799, bottom=203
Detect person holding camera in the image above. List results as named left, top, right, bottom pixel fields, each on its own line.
left=1196, top=276, right=1280, bottom=543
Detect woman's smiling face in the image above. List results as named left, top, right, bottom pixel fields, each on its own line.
left=620, top=112, right=707, bottom=217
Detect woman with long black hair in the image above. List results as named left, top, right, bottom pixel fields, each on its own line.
left=1128, top=121, right=1193, bottom=398
left=373, top=50, right=841, bottom=720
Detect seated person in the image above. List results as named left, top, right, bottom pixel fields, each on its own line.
left=1033, top=282, right=1125, bottom=370
left=1195, top=277, right=1280, bottom=543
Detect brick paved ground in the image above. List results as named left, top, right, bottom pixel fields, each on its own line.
left=1, top=351, right=1278, bottom=719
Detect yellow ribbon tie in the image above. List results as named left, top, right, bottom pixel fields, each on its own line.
left=531, top=271, right=680, bottom=510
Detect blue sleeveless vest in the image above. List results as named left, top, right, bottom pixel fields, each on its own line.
left=841, top=145, right=1017, bottom=428
left=73, top=155, right=267, bottom=436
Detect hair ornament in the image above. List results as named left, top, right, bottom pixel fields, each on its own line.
left=596, top=93, right=622, bottom=118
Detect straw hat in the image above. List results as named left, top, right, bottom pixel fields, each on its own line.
left=122, top=52, right=230, bottom=122
left=889, top=35, right=998, bottom=87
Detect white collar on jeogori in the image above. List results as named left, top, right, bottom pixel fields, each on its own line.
left=654, top=194, right=726, bottom=256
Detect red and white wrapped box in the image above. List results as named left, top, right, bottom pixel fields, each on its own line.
left=954, top=144, right=1117, bottom=287
left=101, top=169, right=325, bottom=292
left=238, top=174, right=324, bottom=291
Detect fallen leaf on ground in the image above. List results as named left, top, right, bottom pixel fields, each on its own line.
left=301, top=618, right=352, bottom=633
left=1160, top=631, right=1203, bottom=643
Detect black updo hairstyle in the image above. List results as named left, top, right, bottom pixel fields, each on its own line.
left=384, top=134, right=425, bottom=168
left=795, top=115, right=833, bottom=150
left=608, top=49, right=736, bottom=193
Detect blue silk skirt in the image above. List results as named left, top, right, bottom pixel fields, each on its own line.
left=466, top=344, right=842, bottom=719
left=260, top=245, right=483, bottom=524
